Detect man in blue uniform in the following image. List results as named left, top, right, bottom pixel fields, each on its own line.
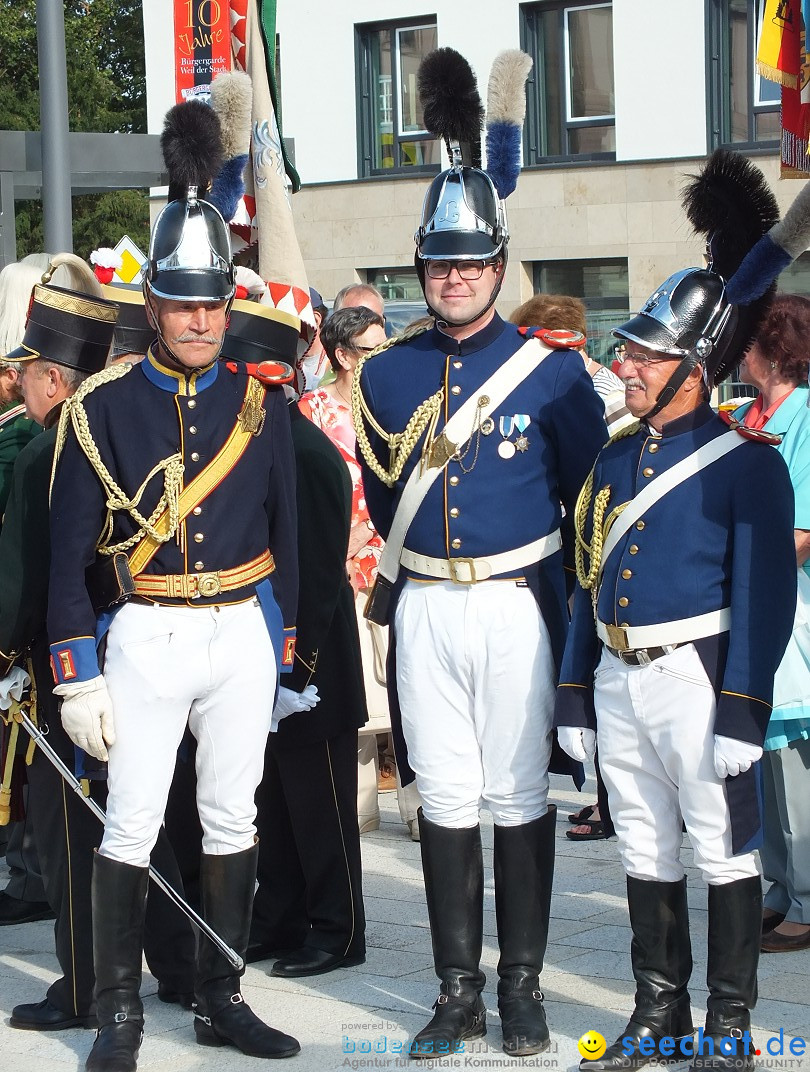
left=556, top=151, right=797, bottom=1072
left=354, top=61, right=607, bottom=1057
left=47, top=172, right=299, bottom=1067
left=0, top=266, right=196, bottom=1032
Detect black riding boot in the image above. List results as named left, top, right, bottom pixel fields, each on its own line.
left=410, top=811, right=486, bottom=1059
left=193, top=842, right=300, bottom=1058
left=582, top=876, right=694, bottom=1071
left=494, top=807, right=556, bottom=1057
left=691, top=877, right=761, bottom=1072
left=85, top=853, right=148, bottom=1072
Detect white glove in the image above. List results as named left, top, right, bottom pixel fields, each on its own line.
left=54, top=676, right=115, bottom=762
left=270, top=684, right=320, bottom=732
left=557, top=726, right=596, bottom=762
left=713, top=735, right=762, bottom=779
left=0, top=666, right=31, bottom=711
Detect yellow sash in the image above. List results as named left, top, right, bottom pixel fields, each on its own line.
left=128, top=376, right=266, bottom=576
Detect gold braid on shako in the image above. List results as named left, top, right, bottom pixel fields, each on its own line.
left=51, top=363, right=185, bottom=555
left=351, top=322, right=445, bottom=488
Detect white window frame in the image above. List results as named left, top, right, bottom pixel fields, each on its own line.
left=395, top=23, right=434, bottom=137
left=563, top=2, right=614, bottom=124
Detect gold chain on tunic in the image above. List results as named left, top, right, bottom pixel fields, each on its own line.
left=574, top=421, right=640, bottom=613
left=351, top=324, right=446, bottom=488
left=51, top=363, right=185, bottom=555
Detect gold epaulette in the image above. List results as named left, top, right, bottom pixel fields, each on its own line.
left=351, top=322, right=444, bottom=488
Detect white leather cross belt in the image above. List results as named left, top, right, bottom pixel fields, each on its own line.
left=400, top=529, right=562, bottom=585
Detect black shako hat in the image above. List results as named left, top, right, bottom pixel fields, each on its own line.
left=6, top=283, right=118, bottom=374
left=101, top=283, right=155, bottom=358
left=221, top=298, right=300, bottom=369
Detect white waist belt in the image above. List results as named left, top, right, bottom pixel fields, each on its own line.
left=400, top=529, right=562, bottom=585
left=597, top=608, right=732, bottom=652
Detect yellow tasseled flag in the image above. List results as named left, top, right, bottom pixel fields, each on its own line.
left=757, top=0, right=800, bottom=88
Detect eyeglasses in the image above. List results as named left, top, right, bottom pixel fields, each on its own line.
left=425, top=259, right=495, bottom=280
left=351, top=344, right=378, bottom=354
left=614, top=345, right=677, bottom=369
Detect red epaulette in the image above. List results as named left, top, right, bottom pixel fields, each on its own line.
left=225, top=360, right=295, bottom=386
left=718, top=408, right=782, bottom=444
left=517, top=326, right=586, bottom=349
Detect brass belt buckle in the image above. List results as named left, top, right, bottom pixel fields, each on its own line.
left=605, top=623, right=629, bottom=652
left=448, top=557, right=477, bottom=584
left=196, top=572, right=222, bottom=599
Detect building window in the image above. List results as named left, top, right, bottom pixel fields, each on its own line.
left=356, top=18, right=440, bottom=176
left=366, top=267, right=423, bottom=302
left=532, top=258, right=628, bottom=363
left=521, top=1, right=615, bottom=164
left=708, top=0, right=780, bottom=149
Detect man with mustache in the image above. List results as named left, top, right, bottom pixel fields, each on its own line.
left=46, top=148, right=300, bottom=1068
left=555, top=151, right=797, bottom=1072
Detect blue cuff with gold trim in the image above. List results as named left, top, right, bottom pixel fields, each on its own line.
left=49, top=637, right=99, bottom=684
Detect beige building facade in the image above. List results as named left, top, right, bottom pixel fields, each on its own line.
left=143, top=1, right=802, bottom=350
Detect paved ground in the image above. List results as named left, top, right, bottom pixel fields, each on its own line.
left=0, top=772, right=807, bottom=1071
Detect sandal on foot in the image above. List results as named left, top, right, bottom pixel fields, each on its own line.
left=566, top=821, right=607, bottom=841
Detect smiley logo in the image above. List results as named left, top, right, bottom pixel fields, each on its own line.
left=578, top=1031, right=607, bottom=1060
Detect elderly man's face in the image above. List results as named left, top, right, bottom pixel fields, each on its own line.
left=147, top=297, right=228, bottom=370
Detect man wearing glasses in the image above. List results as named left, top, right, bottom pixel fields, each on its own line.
left=354, top=156, right=607, bottom=1058
left=555, top=151, right=796, bottom=1072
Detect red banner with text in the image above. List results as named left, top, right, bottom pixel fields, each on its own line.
left=174, top=0, right=231, bottom=104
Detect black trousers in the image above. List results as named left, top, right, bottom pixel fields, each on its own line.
left=252, top=727, right=365, bottom=958
left=25, top=648, right=196, bottom=1015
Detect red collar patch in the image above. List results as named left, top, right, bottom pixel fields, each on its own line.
left=718, top=408, right=782, bottom=444
left=225, top=360, right=295, bottom=386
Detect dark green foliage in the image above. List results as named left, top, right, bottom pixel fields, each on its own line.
left=0, top=0, right=149, bottom=256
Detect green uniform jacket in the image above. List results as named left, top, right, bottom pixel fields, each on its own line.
left=0, top=423, right=54, bottom=675
left=0, top=401, right=41, bottom=531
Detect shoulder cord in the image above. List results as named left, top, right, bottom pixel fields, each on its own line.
left=574, top=421, right=641, bottom=609
left=51, top=364, right=184, bottom=555
left=351, top=323, right=445, bottom=489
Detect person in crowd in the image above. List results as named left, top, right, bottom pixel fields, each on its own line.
left=0, top=256, right=197, bottom=1034
left=354, top=47, right=606, bottom=1058
left=511, top=293, right=632, bottom=436
left=735, top=294, right=810, bottom=954
left=299, top=307, right=421, bottom=839
left=0, top=255, right=57, bottom=917
left=333, top=282, right=386, bottom=322
left=213, top=299, right=368, bottom=979
left=296, top=287, right=330, bottom=392
left=47, top=105, right=300, bottom=1070
left=556, top=150, right=797, bottom=1071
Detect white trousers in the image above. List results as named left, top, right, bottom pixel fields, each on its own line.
left=595, top=643, right=760, bottom=885
left=394, top=579, right=555, bottom=828
left=100, top=600, right=276, bottom=867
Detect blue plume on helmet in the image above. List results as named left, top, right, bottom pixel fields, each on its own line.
left=485, top=50, right=533, bottom=199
